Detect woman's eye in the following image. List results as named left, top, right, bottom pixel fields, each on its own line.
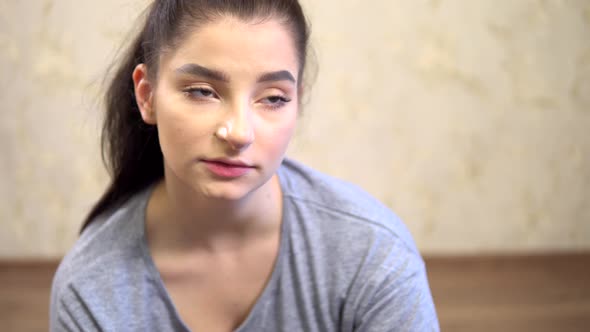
left=267, top=96, right=285, bottom=103
left=184, top=87, right=218, bottom=99
left=262, top=95, right=292, bottom=109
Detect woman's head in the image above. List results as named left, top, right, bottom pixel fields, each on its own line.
left=139, top=0, right=309, bottom=83
left=83, top=0, right=310, bottom=229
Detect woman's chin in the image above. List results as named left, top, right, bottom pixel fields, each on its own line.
left=199, top=183, right=258, bottom=202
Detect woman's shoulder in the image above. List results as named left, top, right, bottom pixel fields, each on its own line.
left=49, top=185, right=182, bottom=330
left=278, top=158, right=419, bottom=254
left=51, top=187, right=153, bottom=295
left=279, top=158, right=386, bottom=208
left=276, top=159, right=436, bottom=329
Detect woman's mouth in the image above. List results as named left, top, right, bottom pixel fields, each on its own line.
left=201, top=159, right=255, bottom=178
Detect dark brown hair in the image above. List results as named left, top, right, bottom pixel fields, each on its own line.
left=82, top=0, right=310, bottom=231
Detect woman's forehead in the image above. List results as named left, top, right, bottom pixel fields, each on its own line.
left=161, top=16, right=300, bottom=79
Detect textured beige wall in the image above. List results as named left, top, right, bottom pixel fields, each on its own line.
left=1, top=0, right=589, bottom=259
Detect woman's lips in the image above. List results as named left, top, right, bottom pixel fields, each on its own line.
left=202, top=159, right=254, bottom=178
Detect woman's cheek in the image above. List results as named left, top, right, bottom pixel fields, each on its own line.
left=263, top=118, right=297, bottom=156
left=158, top=113, right=207, bottom=163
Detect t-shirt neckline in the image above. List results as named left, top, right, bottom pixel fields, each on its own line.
left=135, top=167, right=291, bottom=331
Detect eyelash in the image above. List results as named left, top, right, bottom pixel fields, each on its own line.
left=183, top=87, right=217, bottom=100
left=182, top=87, right=292, bottom=111
left=262, top=95, right=292, bottom=110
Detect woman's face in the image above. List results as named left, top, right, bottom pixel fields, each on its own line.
left=135, top=17, right=300, bottom=201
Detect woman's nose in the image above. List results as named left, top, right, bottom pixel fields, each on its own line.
left=221, top=103, right=255, bottom=151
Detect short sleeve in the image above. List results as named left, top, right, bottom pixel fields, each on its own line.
left=50, top=282, right=102, bottom=331
left=50, top=263, right=103, bottom=332
left=353, top=256, right=440, bottom=332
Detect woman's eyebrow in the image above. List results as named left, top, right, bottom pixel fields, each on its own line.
left=174, top=63, right=296, bottom=84
left=257, top=70, right=296, bottom=84
left=175, top=63, right=229, bottom=82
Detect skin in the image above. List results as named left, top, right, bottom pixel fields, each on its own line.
left=132, top=16, right=301, bottom=331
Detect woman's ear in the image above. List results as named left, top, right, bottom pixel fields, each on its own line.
left=297, top=83, right=306, bottom=109
left=132, top=64, right=157, bottom=125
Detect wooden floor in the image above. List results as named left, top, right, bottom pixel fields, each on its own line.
left=1, top=253, right=589, bottom=331
left=426, top=254, right=590, bottom=332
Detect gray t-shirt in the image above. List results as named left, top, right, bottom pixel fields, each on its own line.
left=50, top=158, right=439, bottom=331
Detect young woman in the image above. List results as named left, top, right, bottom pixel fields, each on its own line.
left=50, top=0, right=439, bottom=331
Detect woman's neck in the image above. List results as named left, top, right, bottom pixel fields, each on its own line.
left=145, top=173, right=283, bottom=253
